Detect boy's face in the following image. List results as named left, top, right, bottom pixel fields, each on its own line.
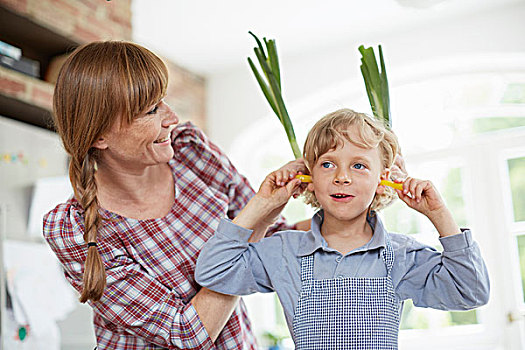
left=308, top=129, right=388, bottom=225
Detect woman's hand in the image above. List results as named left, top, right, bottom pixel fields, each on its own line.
left=396, top=177, right=460, bottom=237
left=390, top=153, right=408, bottom=181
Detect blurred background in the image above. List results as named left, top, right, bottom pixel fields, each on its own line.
left=1, top=0, right=524, bottom=349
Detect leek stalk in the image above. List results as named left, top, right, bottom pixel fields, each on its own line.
left=358, top=45, right=391, bottom=128
left=247, top=31, right=302, bottom=159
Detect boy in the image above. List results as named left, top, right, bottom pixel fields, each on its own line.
left=195, top=108, right=489, bottom=349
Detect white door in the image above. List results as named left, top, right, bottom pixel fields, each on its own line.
left=382, top=127, right=525, bottom=350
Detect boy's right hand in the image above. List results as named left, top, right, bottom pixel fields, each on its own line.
left=233, top=171, right=302, bottom=236
left=246, top=169, right=303, bottom=230
left=272, top=158, right=308, bottom=185
left=257, top=171, right=303, bottom=210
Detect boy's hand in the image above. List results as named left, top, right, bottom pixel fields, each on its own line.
left=396, top=177, right=444, bottom=215
left=396, top=177, right=460, bottom=237
left=272, top=158, right=309, bottom=199
left=273, top=158, right=308, bottom=182
left=233, top=162, right=303, bottom=239
left=254, top=172, right=302, bottom=223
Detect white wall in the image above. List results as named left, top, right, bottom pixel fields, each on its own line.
left=206, top=1, right=525, bottom=155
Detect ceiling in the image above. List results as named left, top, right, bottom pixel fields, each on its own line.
left=132, top=0, right=517, bottom=76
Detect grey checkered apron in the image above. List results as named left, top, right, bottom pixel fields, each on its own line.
left=292, top=235, right=400, bottom=349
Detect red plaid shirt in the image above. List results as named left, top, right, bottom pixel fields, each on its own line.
left=44, top=122, right=289, bottom=349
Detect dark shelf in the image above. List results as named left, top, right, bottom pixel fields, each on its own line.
left=0, top=6, right=79, bottom=79
left=0, top=5, right=79, bottom=130
left=0, top=94, right=54, bottom=130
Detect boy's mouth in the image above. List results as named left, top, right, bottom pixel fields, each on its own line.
left=330, top=193, right=353, bottom=199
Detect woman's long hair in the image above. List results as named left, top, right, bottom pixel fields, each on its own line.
left=53, top=41, right=168, bottom=302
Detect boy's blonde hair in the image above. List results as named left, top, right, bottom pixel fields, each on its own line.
left=303, top=108, right=399, bottom=211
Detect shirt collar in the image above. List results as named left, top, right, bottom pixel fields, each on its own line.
left=296, top=210, right=388, bottom=257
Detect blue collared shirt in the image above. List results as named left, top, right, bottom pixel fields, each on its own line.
left=195, top=211, right=490, bottom=332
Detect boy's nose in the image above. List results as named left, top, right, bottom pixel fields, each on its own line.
left=334, top=171, right=351, bottom=185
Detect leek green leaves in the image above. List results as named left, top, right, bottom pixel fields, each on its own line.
left=247, top=31, right=302, bottom=159
left=358, top=45, right=391, bottom=128
left=247, top=33, right=392, bottom=158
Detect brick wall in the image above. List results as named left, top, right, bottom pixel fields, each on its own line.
left=0, top=0, right=132, bottom=43
left=0, top=68, right=53, bottom=110
left=165, top=61, right=206, bottom=129
left=0, top=0, right=207, bottom=130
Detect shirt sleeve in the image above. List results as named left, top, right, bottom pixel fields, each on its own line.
left=171, top=122, right=255, bottom=220
left=43, top=203, right=214, bottom=350
left=195, top=218, right=284, bottom=295
left=394, top=229, right=490, bottom=310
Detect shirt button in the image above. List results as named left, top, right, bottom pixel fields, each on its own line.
left=335, top=256, right=342, bottom=263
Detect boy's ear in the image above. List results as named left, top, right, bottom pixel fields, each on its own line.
left=307, top=182, right=315, bottom=192
left=376, top=168, right=391, bottom=195
left=92, top=137, right=108, bottom=150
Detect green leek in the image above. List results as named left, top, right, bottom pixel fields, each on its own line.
left=247, top=31, right=302, bottom=159
left=358, top=45, right=391, bottom=128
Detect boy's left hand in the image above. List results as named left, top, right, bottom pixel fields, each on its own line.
left=396, top=177, right=461, bottom=237
left=396, top=177, right=446, bottom=218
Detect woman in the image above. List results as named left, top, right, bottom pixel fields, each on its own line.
left=43, top=41, right=306, bottom=349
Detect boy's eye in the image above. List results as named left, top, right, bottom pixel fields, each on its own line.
left=146, top=105, right=159, bottom=115
left=321, top=162, right=334, bottom=169
left=353, top=163, right=366, bottom=170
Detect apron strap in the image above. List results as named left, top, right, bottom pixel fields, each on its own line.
left=300, top=254, right=314, bottom=283
left=382, top=234, right=395, bottom=275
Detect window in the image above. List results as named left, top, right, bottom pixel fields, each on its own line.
left=383, top=160, right=479, bottom=331
left=506, top=154, right=525, bottom=304
left=508, top=156, right=525, bottom=223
